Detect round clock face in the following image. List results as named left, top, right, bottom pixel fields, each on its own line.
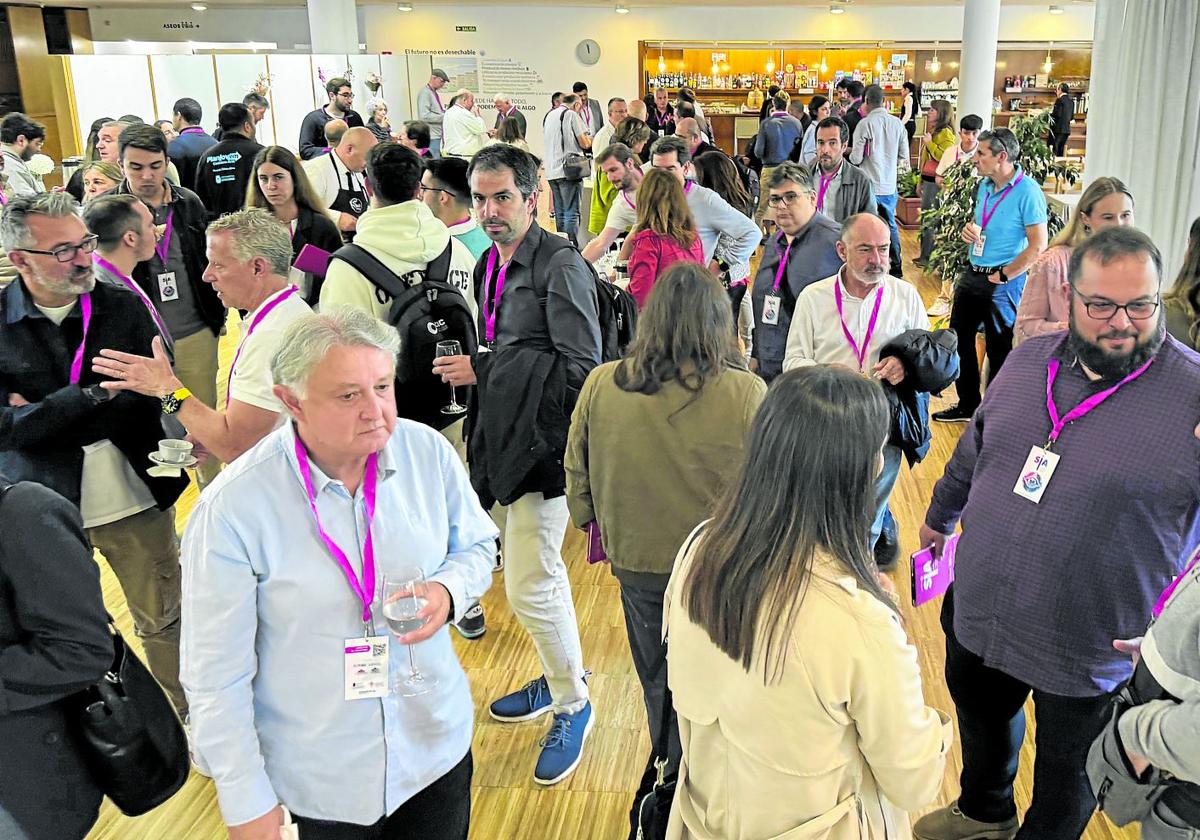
left=576, top=39, right=601, bottom=66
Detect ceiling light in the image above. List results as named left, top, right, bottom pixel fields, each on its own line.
left=396, top=2, right=413, bottom=10
left=930, top=41, right=941, bottom=75
left=657, top=41, right=665, bottom=74
left=875, top=44, right=884, bottom=74
left=1048, top=4, right=1064, bottom=13
left=829, top=4, right=845, bottom=13
left=614, top=4, right=629, bottom=13
left=765, top=42, right=775, bottom=74
left=190, top=2, right=206, bottom=10
left=819, top=43, right=828, bottom=74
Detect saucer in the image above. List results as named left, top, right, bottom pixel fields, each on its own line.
left=149, top=452, right=198, bottom=469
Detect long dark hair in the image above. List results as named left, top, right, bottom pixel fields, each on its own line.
left=614, top=262, right=743, bottom=398
left=244, top=146, right=327, bottom=216
left=928, top=98, right=953, bottom=135
left=497, top=115, right=525, bottom=144
left=693, top=151, right=752, bottom=218
left=682, top=366, right=894, bottom=680
left=1165, top=216, right=1200, bottom=345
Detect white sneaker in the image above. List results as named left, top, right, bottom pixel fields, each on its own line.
left=494, top=548, right=504, bottom=573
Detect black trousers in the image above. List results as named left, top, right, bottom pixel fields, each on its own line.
left=618, top=579, right=680, bottom=774
left=942, top=597, right=1114, bottom=839
left=1053, top=133, right=1070, bottom=157
left=949, top=271, right=1015, bottom=413
left=292, top=751, right=473, bottom=840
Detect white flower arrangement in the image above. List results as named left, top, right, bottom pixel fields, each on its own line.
left=28, top=154, right=54, bottom=177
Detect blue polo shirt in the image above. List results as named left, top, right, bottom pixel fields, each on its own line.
left=970, top=166, right=1047, bottom=269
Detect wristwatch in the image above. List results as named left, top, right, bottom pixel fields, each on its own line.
left=83, top=384, right=114, bottom=405
left=160, top=387, right=192, bottom=415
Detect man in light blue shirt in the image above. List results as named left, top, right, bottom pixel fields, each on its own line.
left=181, top=306, right=497, bottom=839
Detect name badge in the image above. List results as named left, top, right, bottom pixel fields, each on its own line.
left=157, top=271, right=179, bottom=302
left=972, top=232, right=987, bottom=259
left=343, top=635, right=389, bottom=700
left=1013, top=445, right=1060, bottom=504
left=762, top=294, right=781, bottom=326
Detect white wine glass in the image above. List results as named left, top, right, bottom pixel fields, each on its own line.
left=436, top=340, right=468, bottom=416
left=381, top=568, right=438, bottom=697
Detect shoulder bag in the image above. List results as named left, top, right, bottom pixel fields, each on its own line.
left=559, top=110, right=592, bottom=181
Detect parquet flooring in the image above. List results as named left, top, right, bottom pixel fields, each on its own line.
left=86, top=228, right=1138, bottom=839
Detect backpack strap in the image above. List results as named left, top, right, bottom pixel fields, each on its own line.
left=425, top=239, right=454, bottom=286
left=330, top=244, right=407, bottom=300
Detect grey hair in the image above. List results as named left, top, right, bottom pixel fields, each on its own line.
left=367, top=99, right=389, bottom=120
left=979, top=127, right=1021, bottom=161
left=766, top=162, right=817, bottom=196
left=206, top=208, right=293, bottom=276
left=270, top=306, right=400, bottom=400
left=1, top=192, right=82, bottom=251
left=1068, top=226, right=1164, bottom=289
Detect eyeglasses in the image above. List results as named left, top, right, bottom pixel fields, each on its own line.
left=419, top=185, right=456, bottom=198
left=767, top=192, right=805, bottom=208
left=1075, top=293, right=1161, bottom=321
left=17, top=234, right=99, bottom=263
left=338, top=91, right=354, bottom=99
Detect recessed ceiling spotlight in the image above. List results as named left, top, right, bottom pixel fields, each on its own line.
left=829, top=4, right=845, bottom=14
left=1048, top=4, right=1065, bottom=13
left=190, top=3, right=207, bottom=10
left=615, top=4, right=629, bottom=12
left=397, top=2, right=413, bottom=10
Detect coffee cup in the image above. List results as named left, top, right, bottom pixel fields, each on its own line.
left=157, top=439, right=193, bottom=464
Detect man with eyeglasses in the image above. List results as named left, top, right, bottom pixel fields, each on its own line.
left=934, top=127, right=1048, bottom=423
left=913, top=226, right=1200, bottom=840
left=0, top=192, right=190, bottom=720
left=747, top=161, right=842, bottom=383
left=299, top=76, right=364, bottom=161
left=422, top=157, right=491, bottom=260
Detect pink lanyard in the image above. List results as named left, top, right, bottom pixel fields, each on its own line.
left=621, top=190, right=636, bottom=210
left=429, top=85, right=445, bottom=113
left=816, top=165, right=839, bottom=212
left=684, top=180, right=694, bottom=195
left=1044, top=355, right=1153, bottom=447
left=980, top=172, right=1025, bottom=231
left=582, top=106, right=592, bottom=128
left=769, top=111, right=788, bottom=118
left=293, top=436, right=379, bottom=625
left=1153, top=552, right=1200, bottom=618
left=225, top=286, right=298, bottom=407
left=834, top=277, right=884, bottom=372
left=483, top=247, right=511, bottom=343
left=0, top=191, right=7, bottom=206
left=68, top=293, right=93, bottom=384
left=772, top=233, right=793, bottom=292
left=154, top=210, right=174, bottom=265
left=92, top=254, right=172, bottom=343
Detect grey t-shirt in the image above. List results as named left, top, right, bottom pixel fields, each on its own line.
left=152, top=202, right=206, bottom=340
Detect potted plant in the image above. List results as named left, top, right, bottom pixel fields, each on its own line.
left=896, top=169, right=922, bottom=228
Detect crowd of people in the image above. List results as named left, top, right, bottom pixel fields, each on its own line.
left=0, top=64, right=1199, bottom=840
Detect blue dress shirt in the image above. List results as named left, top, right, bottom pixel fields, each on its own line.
left=180, top=420, right=498, bottom=826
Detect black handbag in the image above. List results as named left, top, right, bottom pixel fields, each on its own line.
left=630, top=675, right=676, bottom=840
left=66, top=619, right=190, bottom=815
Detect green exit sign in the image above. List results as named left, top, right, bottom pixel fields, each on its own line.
left=455, top=25, right=476, bottom=32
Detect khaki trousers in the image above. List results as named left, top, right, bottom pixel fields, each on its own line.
left=87, top=506, right=186, bottom=717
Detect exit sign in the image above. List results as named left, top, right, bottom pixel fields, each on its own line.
left=455, top=25, right=476, bottom=31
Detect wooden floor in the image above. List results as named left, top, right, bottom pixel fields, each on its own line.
left=86, top=228, right=1138, bottom=839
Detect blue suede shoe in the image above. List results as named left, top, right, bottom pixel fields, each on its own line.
left=533, top=701, right=593, bottom=786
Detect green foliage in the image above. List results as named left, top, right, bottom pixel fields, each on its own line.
left=920, top=111, right=1075, bottom=285
left=898, top=169, right=920, bottom=199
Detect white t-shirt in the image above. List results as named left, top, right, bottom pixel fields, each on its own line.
left=35, top=300, right=156, bottom=528
left=602, top=189, right=638, bottom=232
left=228, top=288, right=313, bottom=412
left=936, top=142, right=978, bottom=177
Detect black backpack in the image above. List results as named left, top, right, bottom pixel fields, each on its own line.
left=330, top=241, right=477, bottom=431
left=529, top=233, right=637, bottom=362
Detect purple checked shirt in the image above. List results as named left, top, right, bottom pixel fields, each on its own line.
left=925, top=333, right=1200, bottom=697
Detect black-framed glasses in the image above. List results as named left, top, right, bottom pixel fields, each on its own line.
left=767, top=192, right=804, bottom=208
left=419, top=185, right=456, bottom=198
left=1075, top=293, right=1161, bottom=321
left=17, top=234, right=99, bottom=263
left=337, top=91, right=355, bottom=99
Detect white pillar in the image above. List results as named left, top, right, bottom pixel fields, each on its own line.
left=957, top=0, right=1001, bottom=130
left=307, top=0, right=358, bottom=54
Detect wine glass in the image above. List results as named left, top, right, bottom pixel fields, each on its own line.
left=435, top=340, right=468, bottom=416
left=381, top=568, right=438, bottom=697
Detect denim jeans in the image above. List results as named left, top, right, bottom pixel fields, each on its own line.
left=496, top=493, right=588, bottom=712
left=875, top=191, right=902, bottom=266
left=870, top=444, right=904, bottom=546
left=942, top=596, right=1116, bottom=839
left=549, top=178, right=582, bottom=245
left=429, top=138, right=441, bottom=158
left=919, top=179, right=940, bottom=262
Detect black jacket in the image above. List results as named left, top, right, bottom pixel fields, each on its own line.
left=1052, top=94, right=1074, bottom=138
left=0, top=476, right=111, bottom=840
left=193, top=134, right=264, bottom=221
left=0, top=280, right=189, bottom=509
left=643, top=98, right=676, bottom=137
left=299, top=107, right=364, bottom=160
left=116, top=180, right=224, bottom=337
left=292, top=205, right=343, bottom=305
left=879, top=328, right=959, bottom=465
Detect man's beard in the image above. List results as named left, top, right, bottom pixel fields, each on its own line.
left=20, top=145, right=35, bottom=162
left=31, top=260, right=95, bottom=297
left=1067, top=308, right=1165, bottom=379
